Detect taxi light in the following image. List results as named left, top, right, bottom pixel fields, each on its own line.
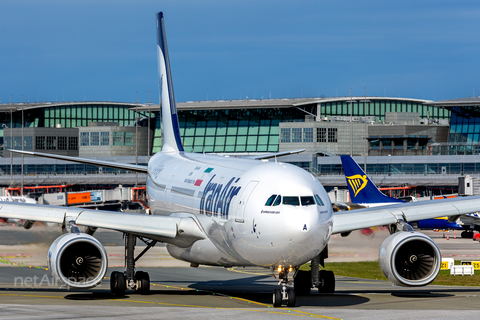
left=277, top=266, right=283, bottom=273
left=288, top=267, right=293, bottom=272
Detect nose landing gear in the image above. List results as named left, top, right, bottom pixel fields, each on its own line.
left=272, top=266, right=296, bottom=308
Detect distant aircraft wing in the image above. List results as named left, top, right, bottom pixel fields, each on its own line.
left=332, top=195, right=480, bottom=234
left=0, top=202, right=205, bottom=247
left=245, top=149, right=306, bottom=160
left=8, top=150, right=148, bottom=173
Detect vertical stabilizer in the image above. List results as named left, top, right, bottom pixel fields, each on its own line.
left=340, top=155, right=404, bottom=204
left=156, top=12, right=184, bottom=153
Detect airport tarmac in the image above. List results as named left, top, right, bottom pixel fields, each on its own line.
left=1, top=225, right=480, bottom=319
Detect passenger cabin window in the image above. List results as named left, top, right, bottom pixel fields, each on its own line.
left=265, top=195, right=277, bottom=206
left=301, top=196, right=315, bottom=206
left=314, top=194, right=325, bottom=206
left=283, top=196, right=300, bottom=206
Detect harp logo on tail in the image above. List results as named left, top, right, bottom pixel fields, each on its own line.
left=346, top=174, right=368, bottom=197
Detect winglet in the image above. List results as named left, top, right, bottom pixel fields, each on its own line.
left=340, top=155, right=404, bottom=204
left=156, top=12, right=184, bottom=153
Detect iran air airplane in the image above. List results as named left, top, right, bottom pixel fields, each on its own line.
left=3, top=13, right=480, bottom=308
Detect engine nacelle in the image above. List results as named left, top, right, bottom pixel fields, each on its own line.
left=48, top=233, right=108, bottom=289
left=379, top=231, right=441, bottom=287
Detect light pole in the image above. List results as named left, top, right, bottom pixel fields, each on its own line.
left=135, top=91, right=138, bottom=187
left=363, top=88, right=367, bottom=172
left=148, top=91, right=151, bottom=161
left=21, top=95, right=24, bottom=196
left=350, top=88, right=353, bottom=156
left=9, top=106, right=15, bottom=188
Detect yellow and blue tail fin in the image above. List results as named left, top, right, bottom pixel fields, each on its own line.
left=340, top=155, right=404, bottom=204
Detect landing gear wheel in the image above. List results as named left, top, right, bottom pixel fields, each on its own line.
left=318, top=270, right=335, bottom=293
left=294, top=270, right=311, bottom=295
left=135, top=271, right=150, bottom=295
left=286, top=288, right=296, bottom=307
left=273, top=288, right=282, bottom=308
left=110, top=271, right=126, bottom=296
left=461, top=231, right=474, bottom=239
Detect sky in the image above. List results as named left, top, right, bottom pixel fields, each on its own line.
left=1, top=0, right=479, bottom=104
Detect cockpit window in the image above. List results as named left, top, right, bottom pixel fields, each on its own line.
left=301, top=196, right=315, bottom=206
left=273, top=195, right=281, bottom=206
left=314, top=194, right=325, bottom=206
left=265, top=195, right=277, bottom=206
left=283, top=196, right=300, bottom=206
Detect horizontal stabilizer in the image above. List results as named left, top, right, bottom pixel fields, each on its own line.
left=246, top=149, right=306, bottom=160
left=8, top=150, right=148, bottom=173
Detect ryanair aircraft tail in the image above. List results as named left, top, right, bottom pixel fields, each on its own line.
left=156, top=12, right=184, bottom=153
left=340, top=155, right=404, bottom=205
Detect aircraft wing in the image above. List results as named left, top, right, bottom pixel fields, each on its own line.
left=332, top=195, right=480, bottom=234
left=8, top=150, right=148, bottom=173
left=0, top=202, right=205, bottom=247
left=245, top=148, right=306, bottom=160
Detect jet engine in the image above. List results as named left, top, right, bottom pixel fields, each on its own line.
left=48, top=233, right=108, bottom=289
left=379, top=231, right=441, bottom=287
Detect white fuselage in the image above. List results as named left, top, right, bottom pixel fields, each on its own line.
left=146, top=151, right=333, bottom=268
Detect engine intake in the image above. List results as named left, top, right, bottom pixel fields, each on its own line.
left=379, top=231, right=441, bottom=287
left=48, top=233, right=108, bottom=289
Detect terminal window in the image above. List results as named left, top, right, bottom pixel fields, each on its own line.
left=90, top=132, right=100, bottom=146
left=4, top=137, right=11, bottom=149
left=327, top=128, right=337, bottom=143
left=14, top=137, right=22, bottom=150
left=80, top=132, right=89, bottom=146
left=58, top=137, right=67, bottom=150
left=101, top=132, right=110, bottom=146
left=281, top=128, right=291, bottom=143
left=24, top=136, right=33, bottom=150
left=292, top=128, right=302, bottom=143
left=124, top=132, right=133, bottom=146
left=68, top=137, right=78, bottom=150
left=113, top=132, right=123, bottom=145
left=317, top=128, right=326, bottom=142
left=46, top=136, right=56, bottom=150
left=303, top=128, right=313, bottom=143
left=35, top=136, right=45, bottom=150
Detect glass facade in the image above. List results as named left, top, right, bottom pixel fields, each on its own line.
left=320, top=100, right=450, bottom=123
left=44, top=104, right=140, bottom=128
left=430, top=143, right=480, bottom=155
left=317, top=162, right=480, bottom=176
left=449, top=107, right=480, bottom=143
left=156, top=108, right=307, bottom=154
left=0, top=99, right=455, bottom=155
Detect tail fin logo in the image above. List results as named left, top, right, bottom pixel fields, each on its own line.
left=346, top=174, right=368, bottom=197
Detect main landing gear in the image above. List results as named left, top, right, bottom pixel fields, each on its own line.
left=110, top=233, right=157, bottom=296
left=461, top=230, right=474, bottom=239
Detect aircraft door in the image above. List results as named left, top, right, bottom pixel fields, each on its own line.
left=235, top=180, right=259, bottom=223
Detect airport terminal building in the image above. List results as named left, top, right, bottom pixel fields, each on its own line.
left=1, top=96, right=480, bottom=195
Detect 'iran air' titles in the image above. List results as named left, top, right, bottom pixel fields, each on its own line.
left=199, top=174, right=242, bottom=219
